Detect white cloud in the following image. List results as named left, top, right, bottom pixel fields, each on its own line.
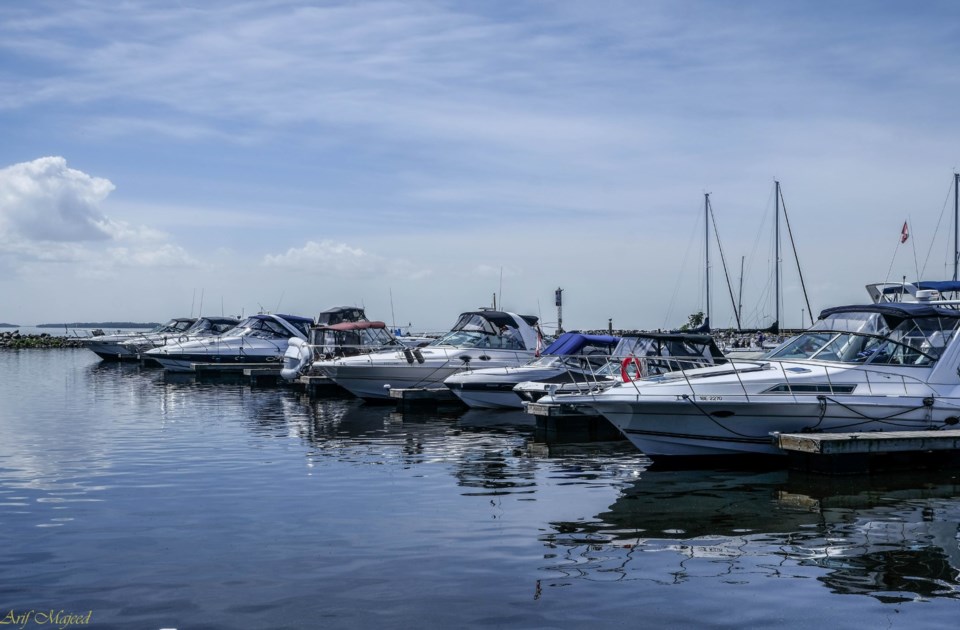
left=0, top=157, right=198, bottom=272
left=263, top=239, right=430, bottom=279
left=0, top=156, right=115, bottom=242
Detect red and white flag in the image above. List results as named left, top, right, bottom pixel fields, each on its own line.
left=900, top=221, right=909, bottom=243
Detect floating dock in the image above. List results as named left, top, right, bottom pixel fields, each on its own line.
left=775, top=429, right=960, bottom=474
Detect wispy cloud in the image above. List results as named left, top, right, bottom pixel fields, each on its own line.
left=263, top=239, right=431, bottom=280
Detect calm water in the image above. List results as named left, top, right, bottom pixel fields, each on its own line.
left=1, top=349, right=959, bottom=629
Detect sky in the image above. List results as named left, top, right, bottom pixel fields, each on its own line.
left=3, top=1, right=960, bottom=332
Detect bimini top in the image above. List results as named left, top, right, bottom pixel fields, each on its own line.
left=315, top=306, right=368, bottom=326
left=542, top=333, right=619, bottom=356
left=272, top=314, right=316, bottom=326
left=819, top=303, right=960, bottom=321
left=458, top=310, right=538, bottom=328
left=321, top=320, right=387, bottom=331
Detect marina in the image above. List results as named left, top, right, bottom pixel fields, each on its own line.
left=2, top=348, right=958, bottom=628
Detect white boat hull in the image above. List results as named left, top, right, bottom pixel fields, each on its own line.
left=591, top=393, right=948, bottom=458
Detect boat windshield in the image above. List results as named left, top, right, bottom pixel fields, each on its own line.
left=184, top=319, right=236, bottom=335
left=433, top=313, right=526, bottom=349
left=156, top=319, right=194, bottom=334
left=227, top=317, right=296, bottom=340
left=769, top=313, right=960, bottom=366
left=312, top=327, right=397, bottom=357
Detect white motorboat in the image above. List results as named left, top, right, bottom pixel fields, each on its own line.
left=83, top=318, right=196, bottom=360
left=515, top=331, right=725, bottom=406
left=538, top=302, right=960, bottom=461
left=314, top=309, right=543, bottom=400
left=145, top=313, right=313, bottom=372
left=443, top=332, right=619, bottom=409
left=120, top=316, right=239, bottom=358
left=281, top=316, right=402, bottom=382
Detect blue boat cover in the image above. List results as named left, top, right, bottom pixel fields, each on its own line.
left=542, top=332, right=619, bottom=356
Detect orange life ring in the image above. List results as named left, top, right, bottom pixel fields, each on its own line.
left=620, top=356, right=645, bottom=382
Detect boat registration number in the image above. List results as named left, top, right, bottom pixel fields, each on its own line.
left=677, top=395, right=723, bottom=401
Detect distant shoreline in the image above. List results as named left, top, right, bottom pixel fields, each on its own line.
left=0, top=323, right=18, bottom=328
left=37, top=322, right=161, bottom=328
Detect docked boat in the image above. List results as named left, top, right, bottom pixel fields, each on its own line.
left=516, top=331, right=725, bottom=405
left=281, top=307, right=402, bottom=381
left=145, top=313, right=314, bottom=372
left=83, top=318, right=196, bottom=361
left=443, top=332, right=619, bottom=409
left=120, top=316, right=239, bottom=358
left=538, top=302, right=960, bottom=462
left=314, top=309, right=543, bottom=400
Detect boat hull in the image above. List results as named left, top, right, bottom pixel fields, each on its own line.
left=591, top=394, right=947, bottom=459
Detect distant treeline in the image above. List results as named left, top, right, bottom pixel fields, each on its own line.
left=37, top=322, right=161, bottom=328
left=0, top=323, right=18, bottom=328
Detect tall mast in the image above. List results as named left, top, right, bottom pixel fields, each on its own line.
left=774, top=180, right=781, bottom=328
left=705, top=192, right=710, bottom=328
left=954, top=172, right=959, bottom=282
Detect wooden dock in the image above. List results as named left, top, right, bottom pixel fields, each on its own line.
left=775, top=429, right=960, bottom=474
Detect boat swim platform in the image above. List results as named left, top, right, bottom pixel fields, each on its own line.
left=775, top=429, right=960, bottom=475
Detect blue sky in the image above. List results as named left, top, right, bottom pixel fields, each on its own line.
left=3, top=1, right=960, bottom=331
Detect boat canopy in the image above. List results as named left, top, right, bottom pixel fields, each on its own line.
left=322, top=320, right=387, bottom=331
left=434, top=310, right=540, bottom=351
left=315, top=306, right=368, bottom=326
left=615, top=332, right=725, bottom=361
left=771, top=303, right=960, bottom=365
left=542, top=333, right=619, bottom=356
left=819, top=303, right=960, bottom=322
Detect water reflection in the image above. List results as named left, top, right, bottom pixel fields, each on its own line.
left=542, top=469, right=960, bottom=602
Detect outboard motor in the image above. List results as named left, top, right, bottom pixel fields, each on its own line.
left=281, top=337, right=312, bottom=381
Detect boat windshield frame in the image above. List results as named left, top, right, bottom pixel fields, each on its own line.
left=432, top=313, right=526, bottom=350
left=224, top=316, right=296, bottom=340
left=768, top=312, right=960, bottom=366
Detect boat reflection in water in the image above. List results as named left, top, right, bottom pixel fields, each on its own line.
left=541, top=469, right=960, bottom=603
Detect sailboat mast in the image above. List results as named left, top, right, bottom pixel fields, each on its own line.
left=738, top=255, right=744, bottom=329
left=705, top=192, right=710, bottom=328
left=954, top=172, right=959, bottom=282
left=774, top=180, right=781, bottom=328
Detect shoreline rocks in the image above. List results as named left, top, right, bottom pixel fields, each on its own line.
left=0, top=331, right=86, bottom=349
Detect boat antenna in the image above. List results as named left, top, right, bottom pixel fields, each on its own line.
left=274, top=291, right=284, bottom=313
left=778, top=183, right=813, bottom=327
left=190, top=288, right=196, bottom=318
left=198, top=288, right=204, bottom=317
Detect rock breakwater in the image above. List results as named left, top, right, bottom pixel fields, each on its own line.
left=0, top=331, right=86, bottom=349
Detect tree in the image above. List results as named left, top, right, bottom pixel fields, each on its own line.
left=679, top=311, right=704, bottom=331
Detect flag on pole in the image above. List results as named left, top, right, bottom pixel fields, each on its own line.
left=900, top=221, right=909, bottom=243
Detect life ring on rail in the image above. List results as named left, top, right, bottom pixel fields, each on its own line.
left=620, top=356, right=646, bottom=382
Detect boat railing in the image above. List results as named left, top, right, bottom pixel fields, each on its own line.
left=618, top=356, right=938, bottom=404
